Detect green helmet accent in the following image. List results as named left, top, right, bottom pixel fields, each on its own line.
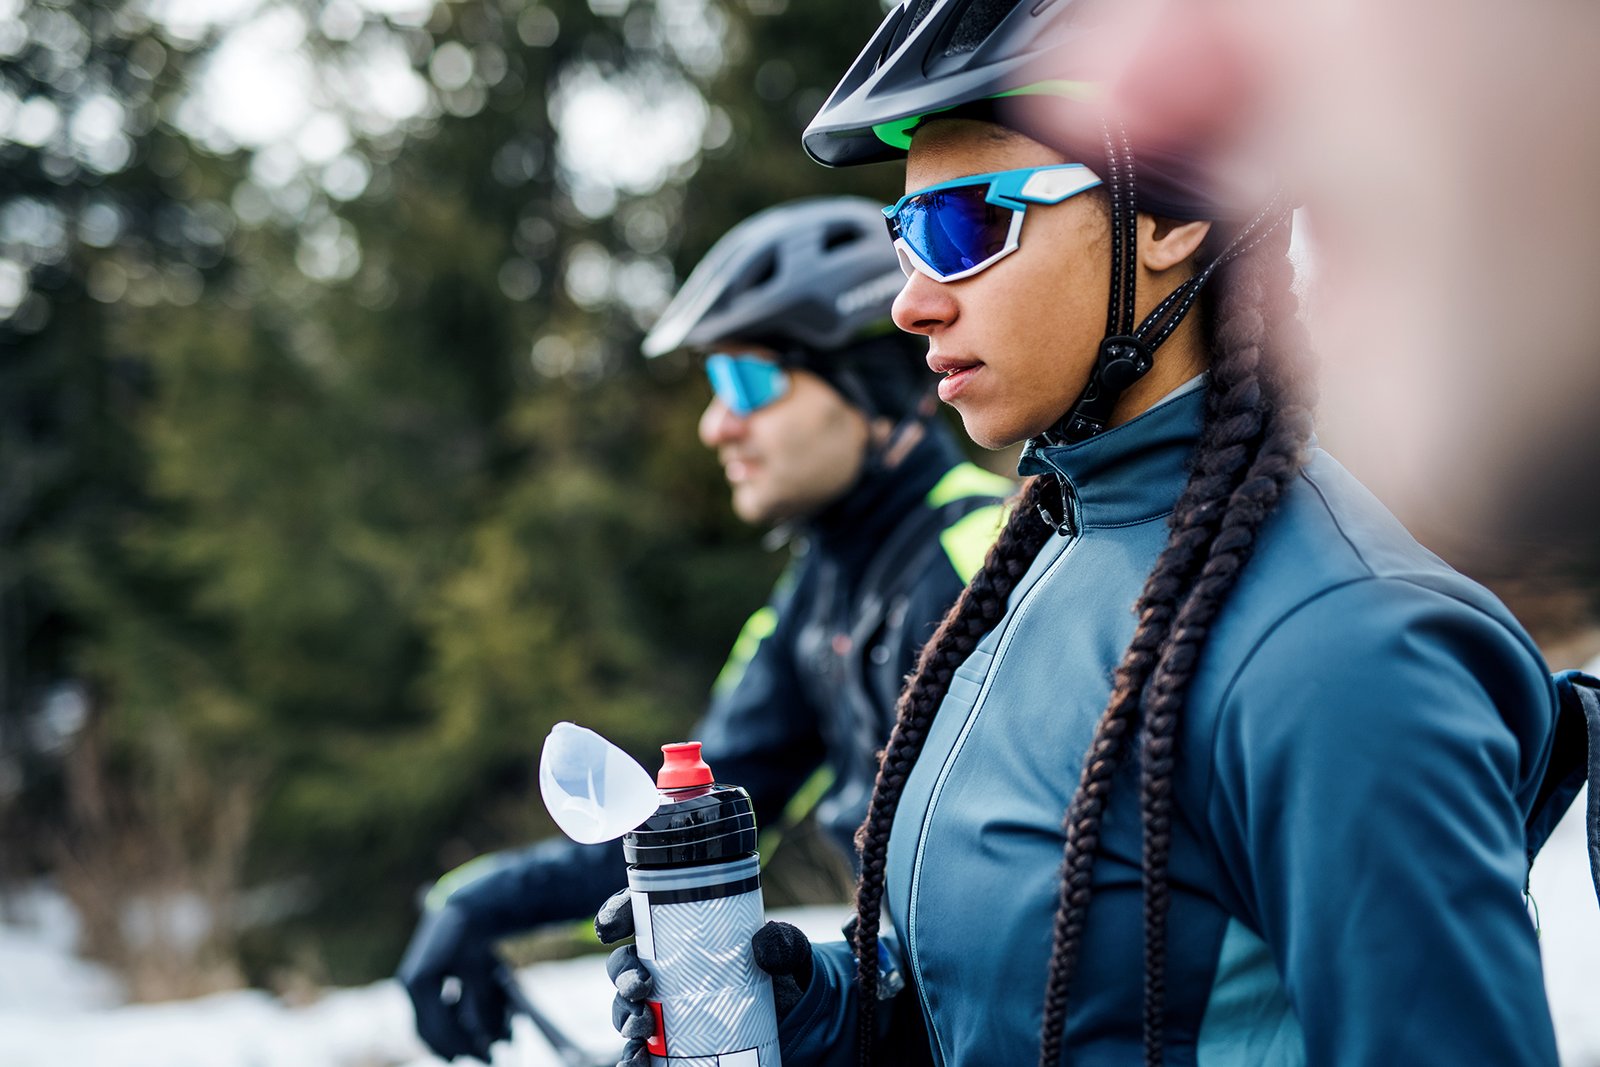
left=870, top=80, right=1101, bottom=152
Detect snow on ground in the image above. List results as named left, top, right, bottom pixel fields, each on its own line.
left=1, top=821, right=1596, bottom=1067
left=1532, top=785, right=1600, bottom=1067
left=0, top=886, right=123, bottom=1016
left=0, top=901, right=852, bottom=1067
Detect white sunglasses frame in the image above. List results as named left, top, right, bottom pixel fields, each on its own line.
left=885, top=163, right=1104, bottom=283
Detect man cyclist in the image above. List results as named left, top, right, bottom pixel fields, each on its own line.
left=396, top=196, right=1014, bottom=1063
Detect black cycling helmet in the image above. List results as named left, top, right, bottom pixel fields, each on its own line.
left=802, top=2, right=1084, bottom=166
left=803, top=0, right=1291, bottom=446
left=643, top=197, right=931, bottom=423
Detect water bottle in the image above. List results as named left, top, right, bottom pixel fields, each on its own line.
left=624, top=741, right=781, bottom=1067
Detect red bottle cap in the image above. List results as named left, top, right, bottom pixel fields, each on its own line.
left=657, top=741, right=713, bottom=789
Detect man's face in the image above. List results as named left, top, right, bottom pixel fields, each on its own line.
left=697, top=348, right=870, bottom=526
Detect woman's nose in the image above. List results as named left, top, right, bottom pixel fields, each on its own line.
left=892, top=269, right=958, bottom=336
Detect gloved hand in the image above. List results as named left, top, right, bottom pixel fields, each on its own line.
left=751, top=920, right=814, bottom=1018
left=595, top=888, right=816, bottom=1067
left=397, top=902, right=512, bottom=1063
left=595, top=889, right=655, bottom=1067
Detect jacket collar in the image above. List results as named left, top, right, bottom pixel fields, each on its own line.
left=1017, top=377, right=1206, bottom=529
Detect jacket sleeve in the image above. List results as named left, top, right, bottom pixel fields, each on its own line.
left=1208, top=577, right=1561, bottom=1066
left=778, top=938, right=861, bottom=1067
left=780, top=935, right=929, bottom=1066
left=697, top=561, right=828, bottom=833
left=434, top=836, right=628, bottom=935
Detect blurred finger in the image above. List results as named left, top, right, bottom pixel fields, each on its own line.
left=411, top=986, right=476, bottom=1062
left=612, top=991, right=653, bottom=1035
left=595, top=888, right=635, bottom=944
left=618, top=1003, right=656, bottom=1040
left=606, top=944, right=652, bottom=996
left=751, top=920, right=812, bottom=983
left=455, top=985, right=500, bottom=1064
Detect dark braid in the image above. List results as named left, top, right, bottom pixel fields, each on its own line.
left=1039, top=220, right=1316, bottom=1067
left=1136, top=227, right=1314, bottom=1065
left=1033, top=288, right=1271, bottom=1066
left=852, top=475, right=1055, bottom=1063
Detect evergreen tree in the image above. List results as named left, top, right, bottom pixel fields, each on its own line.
left=4, top=0, right=915, bottom=989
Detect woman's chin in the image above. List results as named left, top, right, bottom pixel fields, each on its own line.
left=956, top=407, right=1047, bottom=451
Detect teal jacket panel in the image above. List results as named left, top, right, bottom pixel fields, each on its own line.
left=780, top=384, right=1560, bottom=1067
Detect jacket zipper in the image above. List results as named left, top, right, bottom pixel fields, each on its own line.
left=904, top=472, right=1080, bottom=1065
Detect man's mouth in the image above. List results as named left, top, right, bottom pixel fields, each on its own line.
left=722, top=454, right=759, bottom=483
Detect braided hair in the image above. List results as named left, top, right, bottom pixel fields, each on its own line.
left=849, top=218, right=1315, bottom=1066
left=850, top=474, right=1056, bottom=1062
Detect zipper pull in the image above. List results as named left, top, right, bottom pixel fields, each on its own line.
left=1035, top=475, right=1075, bottom=537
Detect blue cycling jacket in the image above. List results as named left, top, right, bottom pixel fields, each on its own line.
left=433, top=424, right=1014, bottom=937
left=781, top=382, right=1563, bottom=1067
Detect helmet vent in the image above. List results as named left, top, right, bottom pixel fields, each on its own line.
left=945, top=0, right=1022, bottom=55
left=822, top=222, right=864, bottom=252
left=904, top=0, right=937, bottom=36
left=743, top=249, right=779, bottom=290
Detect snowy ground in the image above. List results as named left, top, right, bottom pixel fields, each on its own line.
left=1532, top=786, right=1600, bottom=1067
left=0, top=895, right=854, bottom=1067
left=2, top=807, right=1596, bottom=1067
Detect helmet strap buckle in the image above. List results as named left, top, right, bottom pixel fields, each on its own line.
left=1057, top=335, right=1151, bottom=443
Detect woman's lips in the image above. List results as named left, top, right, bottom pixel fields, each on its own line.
left=928, top=355, right=982, bottom=403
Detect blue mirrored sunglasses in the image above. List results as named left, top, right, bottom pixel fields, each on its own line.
left=705, top=353, right=790, bottom=416
left=882, top=163, right=1103, bottom=283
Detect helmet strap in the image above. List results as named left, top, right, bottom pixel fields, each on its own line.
left=853, top=377, right=935, bottom=479
left=783, top=349, right=935, bottom=482
left=1054, top=121, right=1145, bottom=443
left=1051, top=123, right=1295, bottom=444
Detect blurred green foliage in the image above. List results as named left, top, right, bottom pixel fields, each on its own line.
left=0, top=0, right=904, bottom=989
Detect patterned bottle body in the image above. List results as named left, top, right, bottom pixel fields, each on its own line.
left=627, top=855, right=779, bottom=1066
left=624, top=743, right=780, bottom=1067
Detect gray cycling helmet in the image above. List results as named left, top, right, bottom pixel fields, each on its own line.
left=642, top=197, right=907, bottom=358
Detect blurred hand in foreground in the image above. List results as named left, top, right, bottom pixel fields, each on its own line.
left=397, top=902, right=511, bottom=1063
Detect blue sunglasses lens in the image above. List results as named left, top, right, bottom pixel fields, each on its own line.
left=894, top=184, right=1015, bottom=278
left=705, top=354, right=789, bottom=416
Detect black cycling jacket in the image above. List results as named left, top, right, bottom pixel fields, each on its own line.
left=437, top=424, right=1014, bottom=936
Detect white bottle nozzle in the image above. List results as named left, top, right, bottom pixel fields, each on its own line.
left=538, top=722, right=661, bottom=844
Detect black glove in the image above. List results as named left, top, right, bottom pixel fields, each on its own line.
left=751, top=920, right=814, bottom=1019
left=596, top=886, right=816, bottom=1067
left=397, top=902, right=512, bottom=1063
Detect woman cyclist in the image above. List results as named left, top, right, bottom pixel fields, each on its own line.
left=604, top=1, right=1572, bottom=1064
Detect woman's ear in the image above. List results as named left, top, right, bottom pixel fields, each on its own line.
left=1139, top=215, right=1212, bottom=274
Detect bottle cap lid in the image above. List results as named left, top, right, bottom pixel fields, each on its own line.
left=657, top=741, right=713, bottom=789
left=538, top=722, right=659, bottom=845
